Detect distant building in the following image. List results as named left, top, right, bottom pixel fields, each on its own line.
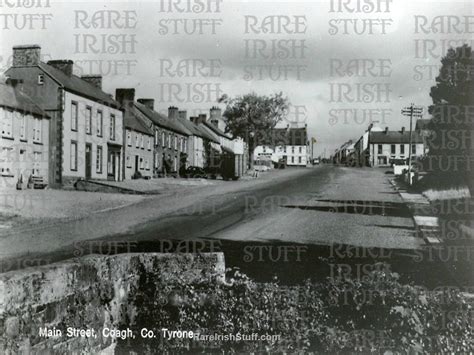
left=115, top=90, right=191, bottom=176
left=0, top=81, right=49, bottom=188
left=333, top=140, right=354, bottom=165
left=254, top=125, right=309, bottom=167
left=6, top=45, right=124, bottom=187
left=368, top=127, right=424, bottom=167
left=120, top=98, right=154, bottom=180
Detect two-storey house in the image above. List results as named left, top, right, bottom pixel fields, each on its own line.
left=0, top=80, right=49, bottom=189
left=6, top=45, right=124, bottom=187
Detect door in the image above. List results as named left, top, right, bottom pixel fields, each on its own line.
left=135, top=155, right=139, bottom=173
left=85, top=144, right=92, bottom=179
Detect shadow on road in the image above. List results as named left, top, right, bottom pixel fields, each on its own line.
left=281, top=199, right=412, bottom=218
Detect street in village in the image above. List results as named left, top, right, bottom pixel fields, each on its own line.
left=0, top=165, right=424, bottom=273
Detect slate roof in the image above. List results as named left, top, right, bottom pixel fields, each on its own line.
left=20, top=62, right=122, bottom=109
left=0, top=82, right=49, bottom=118
left=134, top=102, right=191, bottom=136
left=369, top=131, right=424, bottom=144
left=194, top=123, right=220, bottom=144
left=123, top=104, right=154, bottom=136
left=203, top=121, right=232, bottom=139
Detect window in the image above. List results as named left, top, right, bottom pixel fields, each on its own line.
left=155, top=130, right=159, bottom=145
left=140, top=157, right=144, bottom=170
left=141, top=134, right=144, bottom=149
left=126, top=155, right=132, bottom=168
left=298, top=156, right=302, bottom=163
left=168, top=134, right=172, bottom=149
left=411, top=144, right=416, bottom=154
left=400, top=144, right=405, bottom=155
left=71, top=101, right=78, bottom=131
left=96, top=146, right=103, bottom=173
left=37, top=74, right=44, bottom=85
left=291, top=156, right=294, bottom=163
left=33, top=118, right=42, bottom=143
left=377, top=144, right=383, bottom=154
left=70, top=141, right=78, bottom=171
left=161, top=132, right=165, bottom=148
left=127, top=131, right=132, bottom=146
left=2, top=109, right=13, bottom=138
left=109, top=114, right=116, bottom=141
left=299, top=146, right=302, bottom=153
left=174, top=136, right=178, bottom=150
left=292, top=147, right=295, bottom=154
left=283, top=146, right=287, bottom=153
left=147, top=137, right=152, bottom=151
left=97, top=110, right=103, bottom=137
left=145, top=159, right=149, bottom=170
left=20, top=114, right=27, bottom=141
left=85, top=106, right=92, bottom=134
left=391, top=144, right=396, bottom=154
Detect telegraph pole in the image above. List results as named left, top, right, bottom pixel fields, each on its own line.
left=401, top=103, right=423, bottom=185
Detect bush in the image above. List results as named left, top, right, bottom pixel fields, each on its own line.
left=120, top=264, right=473, bottom=353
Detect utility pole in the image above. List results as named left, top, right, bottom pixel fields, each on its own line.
left=401, top=103, right=423, bottom=185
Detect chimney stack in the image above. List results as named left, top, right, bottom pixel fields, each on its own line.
left=179, top=110, right=187, bottom=120
left=385, top=127, right=389, bottom=134
left=12, top=45, right=41, bottom=67
left=47, top=60, right=74, bottom=76
left=81, top=75, right=102, bottom=89
left=115, top=88, right=135, bottom=108
left=209, top=106, right=221, bottom=128
left=138, top=98, right=155, bottom=110
left=168, top=106, right=179, bottom=119
left=401, top=126, right=405, bottom=134
left=198, top=113, right=207, bottom=124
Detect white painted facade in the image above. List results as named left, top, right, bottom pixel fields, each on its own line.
left=62, top=91, right=123, bottom=181
left=0, top=106, right=49, bottom=188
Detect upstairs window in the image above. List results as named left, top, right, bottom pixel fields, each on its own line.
left=127, top=131, right=132, bottom=146
left=391, top=144, right=396, bottom=155
left=109, top=114, right=116, bottom=141
left=97, top=110, right=103, bottom=137
left=377, top=144, right=383, bottom=154
left=19, top=114, right=27, bottom=141
left=400, top=144, right=405, bottom=154
left=85, top=106, right=92, bottom=135
left=2, top=109, right=13, bottom=138
left=33, top=118, right=42, bottom=143
left=411, top=144, right=416, bottom=154
left=161, top=132, right=165, bottom=148
left=147, top=137, right=152, bottom=150
left=71, top=101, right=78, bottom=131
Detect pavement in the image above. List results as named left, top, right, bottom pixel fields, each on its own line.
left=0, top=165, right=425, bottom=269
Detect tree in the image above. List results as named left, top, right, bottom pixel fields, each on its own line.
left=424, top=44, right=474, bottom=191
left=219, top=92, right=290, bottom=169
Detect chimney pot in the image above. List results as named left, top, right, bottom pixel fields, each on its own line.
left=198, top=114, right=207, bottom=124
left=401, top=126, right=405, bottom=133
left=12, top=45, right=41, bottom=67
left=47, top=59, right=74, bottom=76
left=138, top=98, right=155, bottom=110
left=385, top=127, right=389, bottom=134
left=81, top=75, right=102, bottom=89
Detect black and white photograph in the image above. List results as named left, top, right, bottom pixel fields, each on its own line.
left=0, top=0, right=473, bottom=353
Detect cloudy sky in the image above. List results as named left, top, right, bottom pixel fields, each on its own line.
left=1, top=0, right=472, bottom=157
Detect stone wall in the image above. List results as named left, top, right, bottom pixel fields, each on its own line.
left=0, top=253, right=225, bottom=354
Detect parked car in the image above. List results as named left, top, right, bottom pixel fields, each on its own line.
left=254, top=164, right=270, bottom=172
left=313, top=158, right=320, bottom=165
left=183, top=166, right=207, bottom=179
